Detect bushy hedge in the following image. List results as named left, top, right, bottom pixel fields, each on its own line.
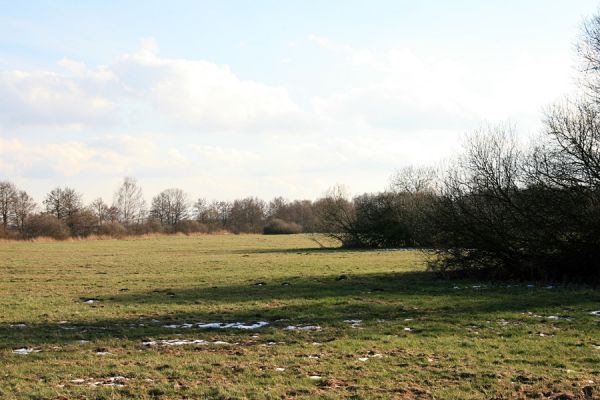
left=263, top=218, right=302, bottom=234
left=24, top=214, right=71, bottom=240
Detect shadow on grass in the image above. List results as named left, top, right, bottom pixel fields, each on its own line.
left=1, top=270, right=598, bottom=348
left=229, top=246, right=427, bottom=255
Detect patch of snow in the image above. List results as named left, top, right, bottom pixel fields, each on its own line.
left=285, top=325, right=321, bottom=331
left=344, top=319, right=362, bottom=328
left=403, top=327, right=414, bottom=332
left=163, top=321, right=269, bottom=330
left=358, top=357, right=369, bottom=362
left=590, top=311, right=600, bottom=317
left=143, top=339, right=230, bottom=347
left=13, top=348, right=40, bottom=355
left=275, top=367, right=285, bottom=372
left=198, top=321, right=269, bottom=330
left=309, top=375, right=322, bottom=380
left=10, top=323, right=27, bottom=328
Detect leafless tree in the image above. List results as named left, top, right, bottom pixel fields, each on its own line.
left=227, top=197, right=266, bottom=233
left=578, top=13, right=600, bottom=98
left=113, top=177, right=146, bottom=226
left=314, top=185, right=360, bottom=246
left=530, top=100, right=600, bottom=192
left=12, top=190, right=36, bottom=235
left=390, top=165, right=438, bottom=194
left=43, top=187, right=83, bottom=222
left=89, top=198, right=117, bottom=225
left=150, top=188, right=191, bottom=227
left=0, top=181, right=17, bottom=233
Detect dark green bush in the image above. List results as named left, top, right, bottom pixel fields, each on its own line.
left=263, top=218, right=302, bottom=234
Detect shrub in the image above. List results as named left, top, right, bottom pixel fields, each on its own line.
left=97, top=222, right=128, bottom=238
left=173, top=220, right=208, bottom=234
left=24, top=214, right=70, bottom=240
left=263, top=218, right=302, bottom=234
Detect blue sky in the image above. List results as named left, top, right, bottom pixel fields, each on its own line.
left=0, top=0, right=599, bottom=204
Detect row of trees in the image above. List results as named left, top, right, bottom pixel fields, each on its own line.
left=0, top=177, right=335, bottom=239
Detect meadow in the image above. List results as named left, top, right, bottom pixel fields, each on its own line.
left=0, top=234, right=598, bottom=399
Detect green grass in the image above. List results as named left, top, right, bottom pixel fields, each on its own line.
left=0, top=234, right=598, bottom=399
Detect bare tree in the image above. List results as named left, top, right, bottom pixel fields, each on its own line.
left=578, top=13, right=600, bottom=98
left=0, top=181, right=17, bottom=233
left=113, top=177, right=146, bottom=226
left=150, top=188, right=190, bottom=227
left=531, top=100, right=600, bottom=191
left=89, top=198, right=115, bottom=225
left=390, top=165, right=438, bottom=194
left=314, top=185, right=360, bottom=246
left=12, top=190, right=36, bottom=235
left=227, top=197, right=266, bottom=233
left=43, top=187, right=82, bottom=222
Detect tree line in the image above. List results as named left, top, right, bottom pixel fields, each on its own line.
left=0, top=176, right=335, bottom=240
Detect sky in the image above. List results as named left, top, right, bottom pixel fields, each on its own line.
left=0, top=0, right=599, bottom=204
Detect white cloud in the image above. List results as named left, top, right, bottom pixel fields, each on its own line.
left=114, top=39, right=305, bottom=131
left=191, top=144, right=259, bottom=168
left=0, top=133, right=191, bottom=179
left=0, top=39, right=305, bottom=133
left=0, top=70, right=115, bottom=128
left=308, top=35, right=574, bottom=135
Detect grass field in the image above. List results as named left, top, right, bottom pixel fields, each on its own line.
left=0, top=234, right=599, bottom=399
